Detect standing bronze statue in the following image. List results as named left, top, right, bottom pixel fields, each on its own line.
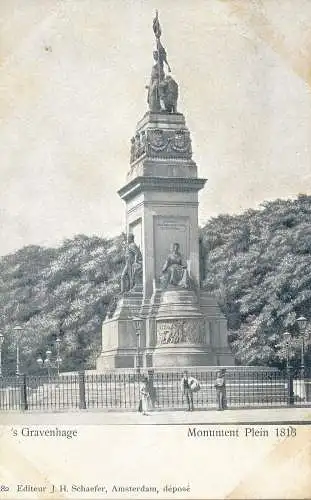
left=146, top=11, right=178, bottom=114
left=121, top=234, right=143, bottom=293
left=147, top=50, right=165, bottom=112
left=199, top=236, right=206, bottom=283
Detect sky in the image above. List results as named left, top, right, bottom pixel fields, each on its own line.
left=1, top=0, right=311, bottom=256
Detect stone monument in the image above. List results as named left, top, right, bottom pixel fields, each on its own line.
left=96, top=12, right=234, bottom=370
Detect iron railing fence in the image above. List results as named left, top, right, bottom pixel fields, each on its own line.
left=0, top=376, right=22, bottom=410
left=0, top=369, right=310, bottom=412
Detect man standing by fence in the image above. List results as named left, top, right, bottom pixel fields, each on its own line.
left=215, top=369, right=227, bottom=410
left=181, top=371, right=200, bottom=411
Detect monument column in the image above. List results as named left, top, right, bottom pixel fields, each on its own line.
left=96, top=12, right=234, bottom=370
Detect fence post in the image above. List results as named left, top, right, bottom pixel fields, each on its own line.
left=78, top=371, right=86, bottom=409
left=20, top=374, right=28, bottom=411
left=287, top=367, right=294, bottom=406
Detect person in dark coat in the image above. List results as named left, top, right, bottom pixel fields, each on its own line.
left=214, top=369, right=227, bottom=410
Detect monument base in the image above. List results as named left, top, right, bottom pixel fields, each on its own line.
left=96, top=287, right=144, bottom=370
left=152, top=343, right=213, bottom=367
left=96, top=349, right=136, bottom=370
left=96, top=285, right=235, bottom=371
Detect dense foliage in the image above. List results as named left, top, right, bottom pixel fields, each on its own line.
left=0, top=234, right=125, bottom=374
left=201, top=194, right=311, bottom=371
left=1, top=195, right=311, bottom=374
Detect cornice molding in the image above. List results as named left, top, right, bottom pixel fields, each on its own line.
left=118, top=176, right=207, bottom=202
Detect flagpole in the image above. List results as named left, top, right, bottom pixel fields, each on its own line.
left=155, top=10, right=161, bottom=110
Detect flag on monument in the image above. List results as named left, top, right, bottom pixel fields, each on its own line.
left=158, top=40, right=171, bottom=72
left=153, top=11, right=161, bottom=38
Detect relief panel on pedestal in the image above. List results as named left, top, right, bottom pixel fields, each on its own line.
left=156, top=319, right=205, bottom=345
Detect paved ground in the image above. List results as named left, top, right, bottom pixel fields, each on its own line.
left=0, top=406, right=310, bottom=425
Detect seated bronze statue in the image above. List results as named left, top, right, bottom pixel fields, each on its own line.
left=161, top=242, right=191, bottom=289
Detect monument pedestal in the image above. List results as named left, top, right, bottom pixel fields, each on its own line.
left=96, top=318, right=137, bottom=369
left=96, top=283, right=234, bottom=370
left=96, top=287, right=143, bottom=370
left=152, top=287, right=208, bottom=367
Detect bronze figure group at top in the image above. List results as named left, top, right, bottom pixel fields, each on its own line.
left=146, top=11, right=179, bottom=113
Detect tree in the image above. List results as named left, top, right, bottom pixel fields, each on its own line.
left=201, top=195, right=311, bottom=367
left=0, top=235, right=124, bottom=374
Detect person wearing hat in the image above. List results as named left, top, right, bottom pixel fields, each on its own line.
left=214, top=369, right=227, bottom=410
left=181, top=371, right=200, bottom=411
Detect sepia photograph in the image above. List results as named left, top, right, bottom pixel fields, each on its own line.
left=0, top=1, right=310, bottom=499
